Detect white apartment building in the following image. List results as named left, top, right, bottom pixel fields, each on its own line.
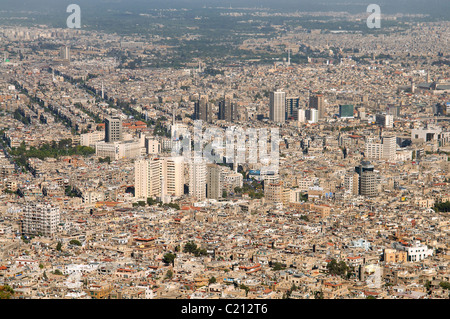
left=393, top=240, right=433, bottom=262
left=222, top=172, right=243, bottom=193
left=396, top=149, right=413, bottom=161
left=382, top=136, right=397, bottom=161
left=161, top=156, right=184, bottom=197
left=296, top=177, right=316, bottom=191
left=306, top=108, right=318, bottom=123
left=269, top=90, right=286, bottom=124
left=365, top=136, right=397, bottom=161
left=95, top=140, right=142, bottom=160
left=365, top=142, right=383, bottom=160
left=80, top=130, right=105, bottom=147
left=22, top=203, right=60, bottom=237
left=145, top=137, right=161, bottom=155
left=189, top=158, right=207, bottom=201
left=134, top=157, right=162, bottom=200
left=344, top=171, right=359, bottom=196
left=81, top=189, right=105, bottom=205
left=290, top=188, right=306, bottom=203
left=135, top=156, right=184, bottom=200
left=294, top=108, right=306, bottom=123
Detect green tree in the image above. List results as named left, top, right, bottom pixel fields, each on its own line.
left=440, top=281, right=450, bottom=290
left=0, top=285, right=14, bottom=299
left=433, top=201, right=450, bottom=212
left=163, top=253, right=176, bottom=265
left=183, top=241, right=198, bottom=254
left=271, top=262, right=285, bottom=271
left=69, top=239, right=82, bottom=246
left=314, top=291, right=324, bottom=299
left=209, top=277, right=217, bottom=284
left=239, top=284, right=250, bottom=296
left=327, top=259, right=350, bottom=278
left=165, top=269, right=173, bottom=280
left=56, top=242, right=62, bottom=251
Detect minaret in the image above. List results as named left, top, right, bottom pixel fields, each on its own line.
left=427, top=70, right=431, bottom=83
left=101, top=81, right=104, bottom=99
left=287, top=48, right=291, bottom=66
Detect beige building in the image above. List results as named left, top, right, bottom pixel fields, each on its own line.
left=384, top=248, right=407, bottom=264
left=95, top=140, right=142, bottom=160
left=207, top=164, right=222, bottom=199
left=135, top=156, right=184, bottom=200
left=189, top=158, right=207, bottom=201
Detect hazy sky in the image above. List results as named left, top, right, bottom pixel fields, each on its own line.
left=1, top=0, right=449, bottom=14
left=0, top=0, right=448, bottom=26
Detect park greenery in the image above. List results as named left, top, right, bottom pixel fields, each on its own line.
left=183, top=241, right=208, bottom=257
left=69, top=240, right=82, bottom=246
left=326, top=259, right=351, bottom=278
left=433, top=201, right=450, bottom=212
left=0, top=285, right=14, bottom=299
left=163, top=253, right=176, bottom=265
left=10, top=140, right=94, bottom=168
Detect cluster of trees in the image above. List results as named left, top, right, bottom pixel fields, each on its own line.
left=165, top=269, right=173, bottom=280
left=283, top=284, right=299, bottom=299
left=326, top=259, right=351, bottom=278
left=69, top=240, right=82, bottom=246
left=440, top=281, right=450, bottom=290
left=52, top=269, right=64, bottom=276
left=433, top=201, right=450, bottom=212
left=300, top=215, right=309, bottom=222
left=153, top=118, right=170, bottom=138
left=233, top=180, right=264, bottom=199
left=239, top=284, right=250, bottom=296
left=65, top=186, right=80, bottom=198
left=270, top=262, right=286, bottom=271
left=10, top=140, right=95, bottom=167
left=98, top=157, right=111, bottom=164
left=132, top=201, right=147, bottom=207
left=163, top=253, right=176, bottom=265
left=0, top=285, right=14, bottom=299
left=183, top=241, right=208, bottom=257
left=132, top=198, right=181, bottom=210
